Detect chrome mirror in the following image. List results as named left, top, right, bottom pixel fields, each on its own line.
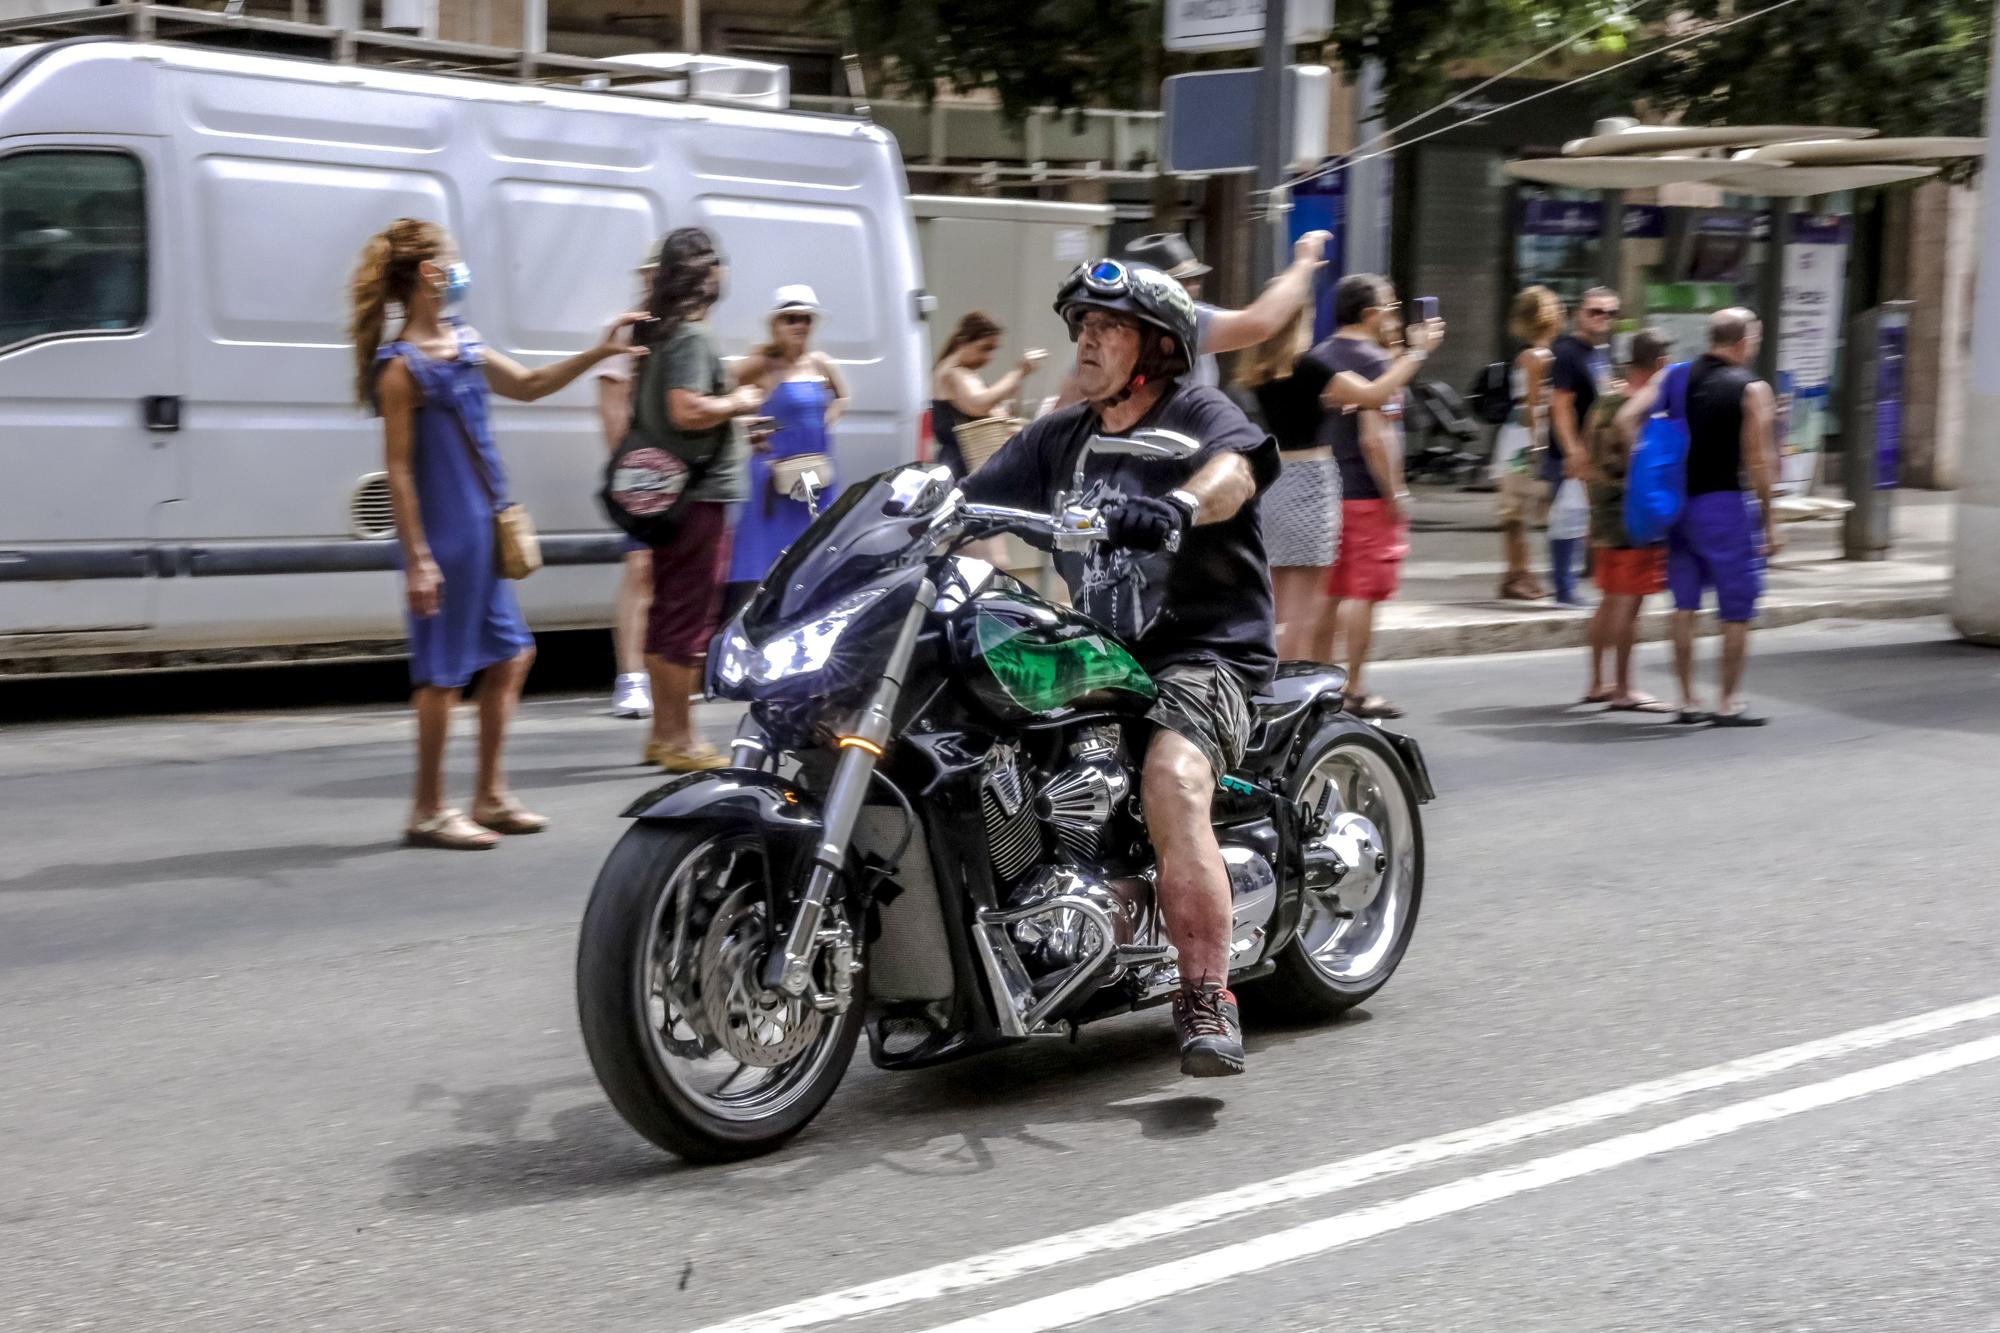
left=788, top=467, right=828, bottom=518
left=1074, top=428, right=1202, bottom=492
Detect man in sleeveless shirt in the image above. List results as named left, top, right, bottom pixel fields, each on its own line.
left=1668, top=308, right=1780, bottom=727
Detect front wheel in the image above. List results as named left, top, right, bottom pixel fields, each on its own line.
left=576, top=823, right=864, bottom=1164
left=1243, top=723, right=1424, bottom=1021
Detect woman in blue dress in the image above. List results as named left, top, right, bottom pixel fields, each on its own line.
left=726, top=285, right=850, bottom=598
left=349, top=218, right=638, bottom=850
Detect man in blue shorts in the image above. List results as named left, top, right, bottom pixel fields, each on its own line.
left=1670, top=308, right=1780, bottom=727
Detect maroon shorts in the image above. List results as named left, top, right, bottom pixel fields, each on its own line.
left=645, top=502, right=731, bottom=664
left=1325, top=499, right=1409, bottom=603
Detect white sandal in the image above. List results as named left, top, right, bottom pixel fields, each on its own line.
left=404, top=808, right=500, bottom=851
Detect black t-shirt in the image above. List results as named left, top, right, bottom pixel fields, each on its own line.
left=1250, top=353, right=1334, bottom=451
left=1685, top=352, right=1756, bottom=496
left=1548, top=332, right=1609, bottom=482
left=963, top=383, right=1281, bottom=689
left=1314, top=335, right=1394, bottom=501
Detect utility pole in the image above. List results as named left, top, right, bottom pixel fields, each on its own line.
left=1249, top=0, right=1292, bottom=286
left=1950, top=2, right=2000, bottom=642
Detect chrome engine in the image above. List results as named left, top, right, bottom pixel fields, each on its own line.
left=979, top=742, right=1043, bottom=884
left=970, top=724, right=1283, bottom=1033
left=1035, top=726, right=1130, bottom=860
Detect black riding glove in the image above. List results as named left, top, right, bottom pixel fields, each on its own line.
left=1103, top=494, right=1187, bottom=553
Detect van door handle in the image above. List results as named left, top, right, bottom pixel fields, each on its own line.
left=143, top=395, right=181, bottom=432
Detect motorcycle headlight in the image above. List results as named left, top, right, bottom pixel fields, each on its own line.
left=714, top=585, right=890, bottom=692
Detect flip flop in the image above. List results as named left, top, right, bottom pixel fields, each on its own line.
left=1345, top=693, right=1406, bottom=720
left=1711, top=709, right=1769, bottom=728
left=473, top=802, right=550, bottom=835
left=1580, top=691, right=1615, bottom=706
left=1673, top=710, right=1711, bottom=726
left=1610, top=695, right=1674, bottom=714
left=405, top=809, right=500, bottom=851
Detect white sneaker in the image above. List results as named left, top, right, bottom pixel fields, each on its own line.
left=611, top=673, right=653, bottom=719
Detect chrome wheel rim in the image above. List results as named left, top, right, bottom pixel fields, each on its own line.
left=638, top=835, right=848, bottom=1122
left=1295, top=742, right=1415, bottom=985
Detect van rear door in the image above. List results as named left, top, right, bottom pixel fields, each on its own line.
left=0, top=137, right=178, bottom=636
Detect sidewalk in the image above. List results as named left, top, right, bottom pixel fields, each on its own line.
left=1365, top=486, right=1952, bottom=661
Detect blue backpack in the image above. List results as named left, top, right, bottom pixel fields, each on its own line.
left=1623, top=360, right=1691, bottom=545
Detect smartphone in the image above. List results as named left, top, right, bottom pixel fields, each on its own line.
left=1413, top=296, right=1439, bottom=323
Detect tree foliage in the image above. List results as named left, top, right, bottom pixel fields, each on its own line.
left=811, top=0, right=1160, bottom=120
left=1622, top=0, right=1990, bottom=142
left=816, top=0, right=1991, bottom=151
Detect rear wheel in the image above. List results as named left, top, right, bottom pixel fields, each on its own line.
left=1243, top=723, right=1423, bottom=1020
left=576, top=823, right=863, bottom=1164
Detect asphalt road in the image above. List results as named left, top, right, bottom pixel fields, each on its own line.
left=5, top=618, right=1998, bottom=1332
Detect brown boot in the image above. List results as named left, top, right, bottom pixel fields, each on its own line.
left=1171, top=980, right=1245, bottom=1077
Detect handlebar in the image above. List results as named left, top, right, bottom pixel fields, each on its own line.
left=950, top=500, right=1181, bottom=555
left=954, top=501, right=1109, bottom=553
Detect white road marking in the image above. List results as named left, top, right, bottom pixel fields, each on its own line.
left=689, top=993, right=2000, bottom=1333
left=924, top=1030, right=2000, bottom=1333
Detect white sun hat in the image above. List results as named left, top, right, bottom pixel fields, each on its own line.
left=770, top=284, right=823, bottom=315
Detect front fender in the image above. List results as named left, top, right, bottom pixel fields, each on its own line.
left=623, top=769, right=827, bottom=887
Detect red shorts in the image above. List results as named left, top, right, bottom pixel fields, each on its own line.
left=1594, top=545, right=1667, bottom=597
left=645, top=502, right=731, bottom=664
left=1325, top=499, right=1409, bottom=603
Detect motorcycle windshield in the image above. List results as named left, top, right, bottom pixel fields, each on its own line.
left=973, top=610, right=1156, bottom=713
left=748, top=469, right=940, bottom=628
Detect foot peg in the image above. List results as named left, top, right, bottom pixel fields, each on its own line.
left=1113, top=943, right=1176, bottom=970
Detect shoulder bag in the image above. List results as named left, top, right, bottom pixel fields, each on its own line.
left=440, top=399, right=541, bottom=581
left=600, top=334, right=721, bottom=546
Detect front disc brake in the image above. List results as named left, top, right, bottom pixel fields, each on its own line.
left=697, top=886, right=825, bottom=1068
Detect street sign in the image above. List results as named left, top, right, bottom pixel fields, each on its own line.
left=1164, top=0, right=1332, bottom=53
left=1161, top=65, right=1331, bottom=174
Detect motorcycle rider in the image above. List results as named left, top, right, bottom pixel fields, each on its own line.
left=963, top=260, right=1280, bottom=1076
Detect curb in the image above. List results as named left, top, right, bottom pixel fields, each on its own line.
left=1367, top=593, right=1948, bottom=662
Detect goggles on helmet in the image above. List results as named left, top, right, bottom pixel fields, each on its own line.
left=1077, top=258, right=1130, bottom=296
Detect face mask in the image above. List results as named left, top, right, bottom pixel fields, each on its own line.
left=439, top=261, right=472, bottom=307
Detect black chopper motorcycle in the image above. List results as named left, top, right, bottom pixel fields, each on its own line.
left=577, top=429, right=1433, bottom=1163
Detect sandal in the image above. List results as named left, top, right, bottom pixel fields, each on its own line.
left=472, top=801, right=550, bottom=835
left=1498, top=575, right=1547, bottom=602
left=643, top=740, right=727, bottom=773
left=405, top=808, right=500, bottom=851
left=1609, top=694, right=1674, bottom=714
left=1344, top=693, right=1406, bottom=720
left=1711, top=708, right=1769, bottom=728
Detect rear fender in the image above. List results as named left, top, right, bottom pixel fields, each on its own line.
left=623, top=769, right=827, bottom=889
left=1372, top=725, right=1436, bottom=803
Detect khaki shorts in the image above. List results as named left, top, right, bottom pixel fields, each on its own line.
left=1496, top=472, right=1551, bottom=527
left=1146, top=661, right=1254, bottom=782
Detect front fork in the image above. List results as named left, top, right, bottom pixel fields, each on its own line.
left=759, top=579, right=938, bottom=995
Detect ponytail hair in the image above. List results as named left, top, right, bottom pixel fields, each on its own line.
left=935, top=310, right=1002, bottom=367
left=347, top=217, right=447, bottom=410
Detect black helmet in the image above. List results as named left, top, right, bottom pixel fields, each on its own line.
left=1053, top=258, right=1198, bottom=377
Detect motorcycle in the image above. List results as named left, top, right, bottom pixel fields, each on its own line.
left=577, top=430, right=1434, bottom=1163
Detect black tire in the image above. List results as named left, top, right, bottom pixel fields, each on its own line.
left=576, top=822, right=864, bottom=1164
left=1240, top=721, right=1425, bottom=1022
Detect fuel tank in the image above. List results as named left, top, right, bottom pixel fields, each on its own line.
left=942, top=562, right=1156, bottom=726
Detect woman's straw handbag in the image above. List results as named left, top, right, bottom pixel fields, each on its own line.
left=954, top=415, right=1023, bottom=474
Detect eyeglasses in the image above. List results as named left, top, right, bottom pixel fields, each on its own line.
left=776, top=312, right=814, bottom=327
left=1585, top=306, right=1620, bottom=318
left=1067, top=309, right=1138, bottom=338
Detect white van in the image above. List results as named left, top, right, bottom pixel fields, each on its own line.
left=0, top=38, right=926, bottom=669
